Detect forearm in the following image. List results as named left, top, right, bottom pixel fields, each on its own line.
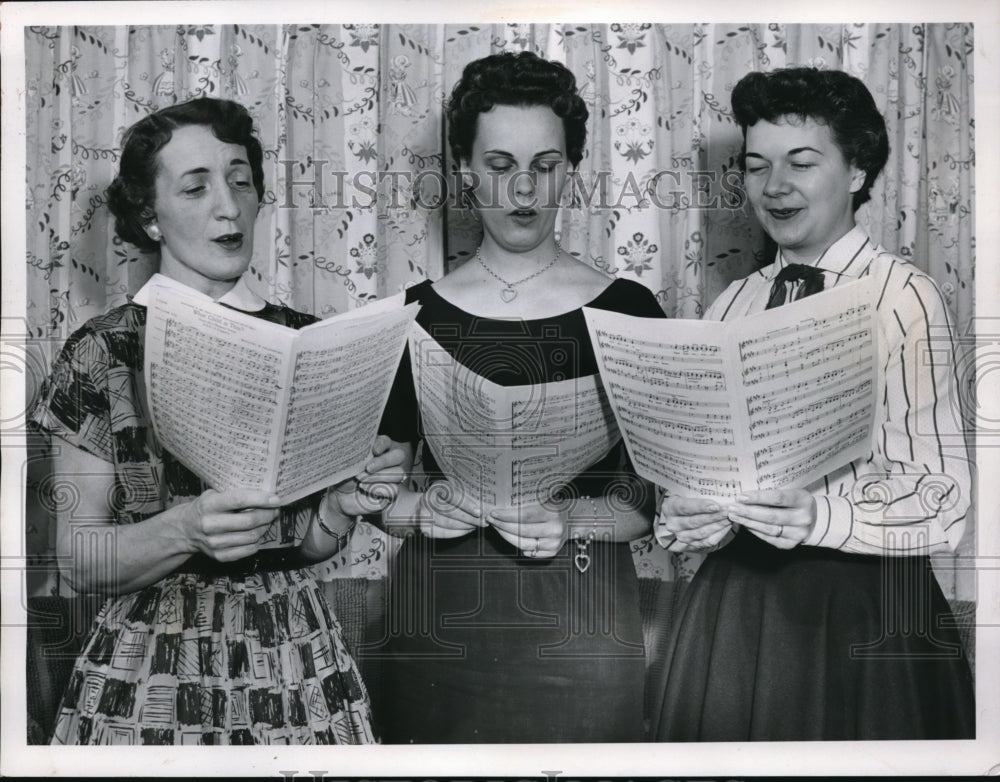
left=59, top=508, right=194, bottom=595
left=298, top=490, right=359, bottom=563
left=807, top=470, right=970, bottom=555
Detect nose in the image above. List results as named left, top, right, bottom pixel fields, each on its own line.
left=513, top=170, right=536, bottom=197
left=213, top=181, right=242, bottom=220
left=762, top=165, right=789, bottom=198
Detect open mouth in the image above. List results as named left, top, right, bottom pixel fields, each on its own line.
left=510, top=209, right=538, bottom=219
left=767, top=208, right=802, bottom=220
left=213, top=232, right=245, bottom=250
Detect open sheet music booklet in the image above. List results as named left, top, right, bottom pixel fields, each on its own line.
left=583, top=275, right=879, bottom=500
left=410, top=322, right=621, bottom=512
left=143, top=279, right=419, bottom=527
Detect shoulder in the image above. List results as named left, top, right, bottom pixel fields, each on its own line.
left=705, top=268, right=771, bottom=320
left=862, top=251, right=952, bottom=321
left=589, top=278, right=666, bottom=318
left=404, top=279, right=435, bottom=305
left=55, top=303, right=144, bottom=369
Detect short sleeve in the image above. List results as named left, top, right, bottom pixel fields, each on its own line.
left=30, top=328, right=115, bottom=463
left=590, top=279, right=667, bottom=319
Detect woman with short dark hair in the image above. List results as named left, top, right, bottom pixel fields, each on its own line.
left=31, top=97, right=399, bottom=745
left=652, top=67, right=974, bottom=741
left=377, top=52, right=664, bottom=743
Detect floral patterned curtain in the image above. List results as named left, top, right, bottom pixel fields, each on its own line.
left=23, top=23, right=975, bottom=599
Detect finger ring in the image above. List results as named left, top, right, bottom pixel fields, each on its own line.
left=776, top=526, right=783, bottom=538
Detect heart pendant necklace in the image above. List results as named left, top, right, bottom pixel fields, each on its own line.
left=476, top=245, right=562, bottom=302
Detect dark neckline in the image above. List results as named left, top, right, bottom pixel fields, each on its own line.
left=411, top=277, right=629, bottom=324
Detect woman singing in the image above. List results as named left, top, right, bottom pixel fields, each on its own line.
left=31, top=97, right=402, bottom=745
left=377, top=52, right=665, bottom=743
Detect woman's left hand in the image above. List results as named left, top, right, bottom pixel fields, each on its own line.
left=487, top=503, right=568, bottom=558
left=334, top=435, right=409, bottom=516
left=727, top=489, right=817, bottom=549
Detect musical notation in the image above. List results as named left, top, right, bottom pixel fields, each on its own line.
left=411, top=323, right=621, bottom=510
left=143, top=282, right=417, bottom=508
left=583, top=275, right=879, bottom=499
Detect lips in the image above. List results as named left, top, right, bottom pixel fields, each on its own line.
left=509, top=208, right=538, bottom=221
left=767, top=207, right=803, bottom=220
left=212, top=232, right=245, bottom=250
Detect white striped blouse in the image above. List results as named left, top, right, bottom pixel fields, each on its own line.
left=705, top=225, right=972, bottom=555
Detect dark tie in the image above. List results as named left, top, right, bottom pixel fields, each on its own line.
left=765, top=263, right=825, bottom=310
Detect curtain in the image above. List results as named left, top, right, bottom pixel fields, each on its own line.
left=23, top=23, right=976, bottom=599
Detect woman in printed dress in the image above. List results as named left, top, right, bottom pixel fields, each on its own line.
left=31, top=97, right=403, bottom=745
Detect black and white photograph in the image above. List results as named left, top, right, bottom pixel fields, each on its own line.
left=1, top=0, right=997, bottom=777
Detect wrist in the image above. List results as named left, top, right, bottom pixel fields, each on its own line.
left=319, top=489, right=358, bottom=544
left=164, top=501, right=200, bottom=556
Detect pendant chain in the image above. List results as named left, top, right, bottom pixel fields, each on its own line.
left=476, top=245, right=562, bottom=302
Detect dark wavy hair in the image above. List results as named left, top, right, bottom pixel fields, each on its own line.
left=731, top=67, right=889, bottom=210
left=446, top=51, right=589, bottom=167
left=107, top=97, right=265, bottom=251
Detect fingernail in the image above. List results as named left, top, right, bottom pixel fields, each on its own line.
left=707, top=503, right=720, bottom=513
left=736, top=494, right=749, bottom=502
left=269, top=495, right=282, bottom=505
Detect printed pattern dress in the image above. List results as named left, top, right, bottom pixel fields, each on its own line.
left=31, top=300, right=376, bottom=745
left=376, top=278, right=666, bottom=743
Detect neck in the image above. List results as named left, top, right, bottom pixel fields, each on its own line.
left=781, top=222, right=856, bottom=267
left=159, top=259, right=239, bottom=300
left=478, top=236, right=561, bottom=272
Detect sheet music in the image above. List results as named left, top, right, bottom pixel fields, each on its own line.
left=583, top=275, right=879, bottom=499
left=144, top=284, right=418, bottom=523
left=410, top=322, right=620, bottom=511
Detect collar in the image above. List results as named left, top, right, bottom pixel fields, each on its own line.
left=773, top=225, right=873, bottom=280
left=130, top=273, right=267, bottom=312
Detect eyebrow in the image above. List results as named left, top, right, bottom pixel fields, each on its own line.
left=483, top=148, right=564, bottom=159
left=178, top=159, right=251, bottom=177
left=745, top=146, right=823, bottom=159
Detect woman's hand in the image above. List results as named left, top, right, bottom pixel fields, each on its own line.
left=335, top=435, right=409, bottom=516
left=417, top=480, right=484, bottom=539
left=727, top=489, right=817, bottom=549
left=487, top=502, right=568, bottom=558
left=655, top=496, right=734, bottom=552
left=176, top=488, right=282, bottom=562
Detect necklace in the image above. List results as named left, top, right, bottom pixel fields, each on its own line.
left=476, top=245, right=562, bottom=302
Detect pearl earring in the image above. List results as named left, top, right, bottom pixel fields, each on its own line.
left=147, top=225, right=162, bottom=242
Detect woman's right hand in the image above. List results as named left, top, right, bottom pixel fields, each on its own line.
left=655, top=495, right=734, bottom=552
left=417, top=481, right=484, bottom=539
left=176, top=489, right=283, bottom=562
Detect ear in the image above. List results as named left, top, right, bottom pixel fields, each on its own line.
left=848, top=163, right=866, bottom=194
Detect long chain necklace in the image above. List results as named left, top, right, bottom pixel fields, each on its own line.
left=476, top=245, right=562, bottom=303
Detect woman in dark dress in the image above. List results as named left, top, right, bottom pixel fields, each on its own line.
left=31, top=98, right=403, bottom=745
left=652, top=67, right=975, bottom=741
left=376, top=52, right=665, bottom=743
